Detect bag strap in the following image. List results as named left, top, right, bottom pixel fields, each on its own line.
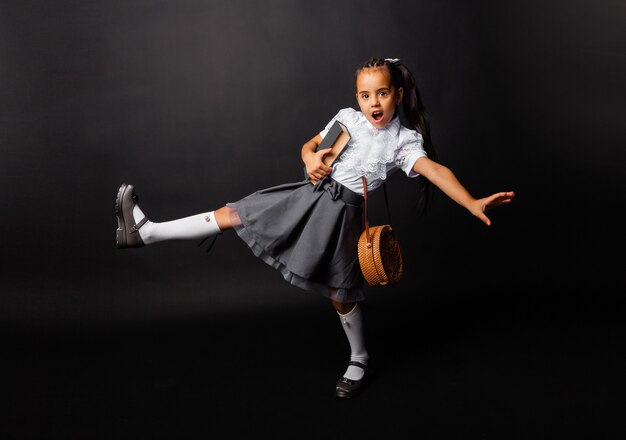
left=361, top=176, right=393, bottom=245
left=362, top=176, right=371, bottom=244
left=381, top=180, right=392, bottom=224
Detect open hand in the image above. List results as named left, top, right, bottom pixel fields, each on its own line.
left=471, top=191, right=515, bottom=226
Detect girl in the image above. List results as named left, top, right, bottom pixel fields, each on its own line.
left=115, top=57, right=515, bottom=399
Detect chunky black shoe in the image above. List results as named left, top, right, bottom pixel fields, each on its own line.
left=335, top=361, right=369, bottom=399
left=115, top=183, right=148, bottom=249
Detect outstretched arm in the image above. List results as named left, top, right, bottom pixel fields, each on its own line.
left=412, top=156, right=515, bottom=226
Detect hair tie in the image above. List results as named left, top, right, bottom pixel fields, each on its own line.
left=385, top=58, right=400, bottom=64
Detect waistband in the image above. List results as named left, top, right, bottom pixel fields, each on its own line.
left=314, top=177, right=363, bottom=207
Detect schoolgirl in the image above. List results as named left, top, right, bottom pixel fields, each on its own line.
left=115, top=57, right=515, bottom=398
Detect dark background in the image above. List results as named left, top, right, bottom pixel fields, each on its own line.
left=2, top=0, right=624, bottom=438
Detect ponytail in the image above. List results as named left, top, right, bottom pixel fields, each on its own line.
left=355, top=57, right=437, bottom=214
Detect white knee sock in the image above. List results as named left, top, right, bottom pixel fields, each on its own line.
left=133, top=205, right=221, bottom=245
left=338, top=303, right=369, bottom=381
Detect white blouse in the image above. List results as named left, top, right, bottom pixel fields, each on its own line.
left=319, top=108, right=427, bottom=195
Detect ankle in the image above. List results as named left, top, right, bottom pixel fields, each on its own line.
left=344, top=359, right=367, bottom=381
left=132, top=205, right=153, bottom=244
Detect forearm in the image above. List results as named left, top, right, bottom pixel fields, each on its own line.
left=301, top=138, right=319, bottom=163
left=427, top=164, right=476, bottom=210
left=413, top=157, right=514, bottom=226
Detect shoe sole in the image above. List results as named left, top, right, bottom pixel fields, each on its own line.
left=115, top=183, right=130, bottom=249
left=335, top=390, right=357, bottom=399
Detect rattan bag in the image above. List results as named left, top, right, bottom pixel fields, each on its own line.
left=357, top=177, right=404, bottom=287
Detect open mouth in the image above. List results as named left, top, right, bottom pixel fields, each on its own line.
left=372, top=111, right=383, bottom=121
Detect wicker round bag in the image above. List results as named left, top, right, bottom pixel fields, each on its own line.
left=357, top=177, right=404, bottom=287
left=358, top=224, right=404, bottom=286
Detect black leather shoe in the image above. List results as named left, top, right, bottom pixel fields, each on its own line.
left=115, top=183, right=148, bottom=249
left=335, top=361, right=369, bottom=399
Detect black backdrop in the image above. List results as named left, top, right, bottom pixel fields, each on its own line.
left=2, top=0, right=623, bottom=325
left=2, top=0, right=625, bottom=437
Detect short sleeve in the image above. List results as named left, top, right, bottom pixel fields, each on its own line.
left=319, top=108, right=360, bottom=139
left=395, top=130, right=427, bottom=177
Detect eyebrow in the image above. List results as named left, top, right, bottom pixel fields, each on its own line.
left=357, top=87, right=391, bottom=95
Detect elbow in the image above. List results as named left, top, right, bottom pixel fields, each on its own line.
left=413, top=157, right=446, bottom=178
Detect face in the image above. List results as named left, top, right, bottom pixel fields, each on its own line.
left=355, top=67, right=403, bottom=129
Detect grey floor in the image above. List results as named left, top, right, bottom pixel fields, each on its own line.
left=5, top=285, right=623, bottom=439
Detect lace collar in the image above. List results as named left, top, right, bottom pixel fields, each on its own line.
left=337, top=113, right=401, bottom=181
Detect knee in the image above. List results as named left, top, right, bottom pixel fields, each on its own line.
left=214, top=206, right=233, bottom=231
left=332, top=300, right=356, bottom=315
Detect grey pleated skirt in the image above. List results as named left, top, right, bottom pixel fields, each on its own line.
left=226, top=178, right=365, bottom=303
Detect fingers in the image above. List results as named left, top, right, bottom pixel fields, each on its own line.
left=497, top=191, right=515, bottom=202
left=468, top=190, right=515, bottom=225
left=316, top=150, right=332, bottom=171
left=476, top=210, right=491, bottom=226
left=307, top=163, right=331, bottom=180
left=309, top=172, right=326, bottom=181
left=484, top=191, right=515, bottom=210
left=308, top=168, right=330, bottom=182
left=317, top=162, right=332, bottom=174
left=306, top=148, right=334, bottom=184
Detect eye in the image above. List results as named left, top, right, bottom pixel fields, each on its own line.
left=379, top=90, right=388, bottom=97
left=360, top=93, right=369, bottom=100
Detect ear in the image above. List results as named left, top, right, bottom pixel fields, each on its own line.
left=395, top=87, right=404, bottom=104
